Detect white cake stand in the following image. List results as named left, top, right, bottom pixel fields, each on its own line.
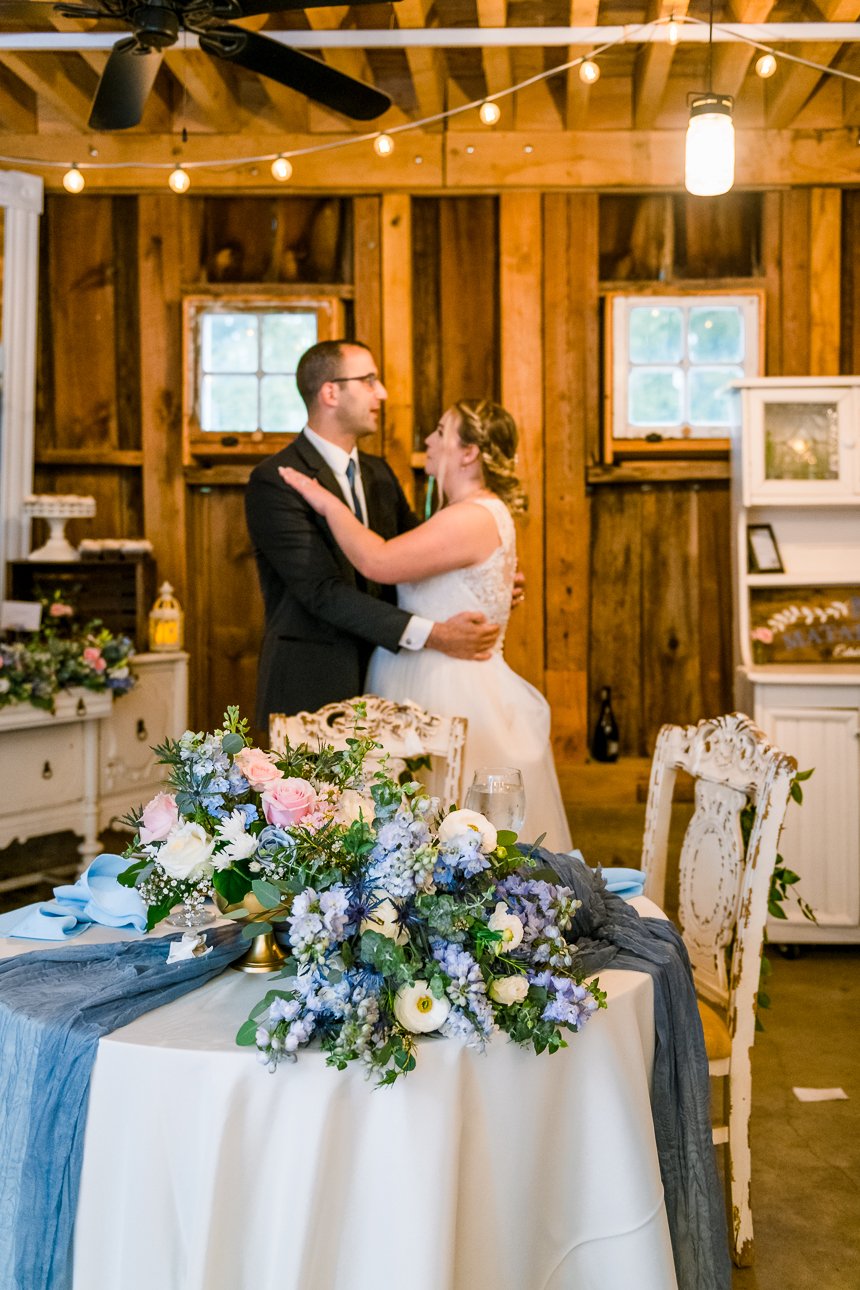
left=23, top=494, right=96, bottom=561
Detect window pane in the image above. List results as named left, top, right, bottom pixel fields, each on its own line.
left=688, top=307, right=744, bottom=364
left=200, top=374, right=258, bottom=431
left=764, top=402, right=839, bottom=480
left=628, top=368, right=683, bottom=427
left=202, top=314, right=258, bottom=373
left=629, top=307, right=683, bottom=364
left=689, top=366, right=744, bottom=426
left=261, top=376, right=306, bottom=432
left=261, top=313, right=319, bottom=373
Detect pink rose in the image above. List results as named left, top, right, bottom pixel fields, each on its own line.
left=233, top=746, right=285, bottom=791
left=262, top=777, right=318, bottom=828
left=139, top=791, right=180, bottom=844
left=49, top=602, right=74, bottom=618
left=83, top=646, right=106, bottom=672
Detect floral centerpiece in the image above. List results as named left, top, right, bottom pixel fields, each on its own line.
left=0, top=594, right=135, bottom=712
left=119, top=706, right=606, bottom=1085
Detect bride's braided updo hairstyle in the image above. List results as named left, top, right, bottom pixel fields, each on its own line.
left=453, top=398, right=527, bottom=515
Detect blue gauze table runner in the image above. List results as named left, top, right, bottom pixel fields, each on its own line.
left=0, top=924, right=247, bottom=1290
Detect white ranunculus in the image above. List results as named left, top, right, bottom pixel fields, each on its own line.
left=333, top=788, right=375, bottom=828
left=489, top=975, right=529, bottom=1005
left=437, top=808, right=497, bottom=853
left=157, top=822, right=215, bottom=881
left=214, top=809, right=259, bottom=866
left=393, top=981, right=451, bottom=1034
left=359, top=895, right=409, bottom=945
left=488, top=901, right=524, bottom=952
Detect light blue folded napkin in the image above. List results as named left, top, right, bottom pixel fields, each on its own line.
left=564, top=850, right=646, bottom=900
left=0, top=853, right=146, bottom=941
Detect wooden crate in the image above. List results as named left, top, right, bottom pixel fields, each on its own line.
left=8, top=556, right=156, bottom=650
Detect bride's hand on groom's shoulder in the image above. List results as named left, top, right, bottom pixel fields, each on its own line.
left=279, top=466, right=330, bottom=516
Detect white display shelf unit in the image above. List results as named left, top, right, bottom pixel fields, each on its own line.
left=0, top=653, right=188, bottom=874
left=732, top=377, right=860, bottom=944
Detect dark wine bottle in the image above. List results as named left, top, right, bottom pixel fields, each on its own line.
left=591, top=686, right=620, bottom=763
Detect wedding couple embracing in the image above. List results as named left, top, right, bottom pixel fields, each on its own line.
left=245, top=339, right=571, bottom=852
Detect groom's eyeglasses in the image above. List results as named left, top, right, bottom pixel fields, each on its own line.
left=329, top=372, right=383, bottom=389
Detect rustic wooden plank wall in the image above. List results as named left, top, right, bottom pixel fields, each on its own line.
left=29, top=185, right=856, bottom=759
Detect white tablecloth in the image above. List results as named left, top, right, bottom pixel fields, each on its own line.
left=2, top=898, right=678, bottom=1290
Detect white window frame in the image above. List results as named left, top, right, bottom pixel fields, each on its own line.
left=603, top=288, right=764, bottom=461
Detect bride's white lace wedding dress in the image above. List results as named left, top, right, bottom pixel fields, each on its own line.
left=366, top=496, right=572, bottom=851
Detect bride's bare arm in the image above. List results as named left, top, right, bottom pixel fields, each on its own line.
left=279, top=466, right=498, bottom=584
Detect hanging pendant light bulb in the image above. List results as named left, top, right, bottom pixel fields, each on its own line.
left=684, top=0, right=734, bottom=196
left=755, top=53, right=777, bottom=79
left=479, top=100, right=501, bottom=126
left=62, top=164, right=85, bottom=194
left=373, top=133, right=394, bottom=157
left=685, top=94, right=735, bottom=195
left=271, top=155, right=293, bottom=181
left=667, top=16, right=680, bottom=45
left=168, top=165, right=190, bottom=193
left=579, top=58, right=600, bottom=85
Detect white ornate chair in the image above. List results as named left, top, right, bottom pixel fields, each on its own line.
left=269, top=695, right=467, bottom=809
left=640, top=712, right=797, bottom=1267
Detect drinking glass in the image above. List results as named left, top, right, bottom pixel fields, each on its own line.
left=464, top=767, right=526, bottom=833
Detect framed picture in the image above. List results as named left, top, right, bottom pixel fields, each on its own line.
left=747, top=523, right=784, bottom=574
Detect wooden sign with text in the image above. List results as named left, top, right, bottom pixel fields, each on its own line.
left=750, top=586, right=860, bottom=664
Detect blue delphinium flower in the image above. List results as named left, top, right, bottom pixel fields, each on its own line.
left=530, top=971, right=600, bottom=1030
left=432, top=939, right=496, bottom=1046
left=287, top=885, right=351, bottom=963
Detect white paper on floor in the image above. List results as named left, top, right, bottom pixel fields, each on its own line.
left=792, top=1087, right=848, bottom=1102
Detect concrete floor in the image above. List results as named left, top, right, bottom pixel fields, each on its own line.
left=2, top=759, right=858, bottom=1288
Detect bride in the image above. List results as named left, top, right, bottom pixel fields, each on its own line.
left=280, top=398, right=572, bottom=851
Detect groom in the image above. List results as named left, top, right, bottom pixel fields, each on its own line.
left=245, top=339, right=500, bottom=729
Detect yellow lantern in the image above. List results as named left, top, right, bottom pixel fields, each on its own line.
left=148, top=581, right=184, bottom=652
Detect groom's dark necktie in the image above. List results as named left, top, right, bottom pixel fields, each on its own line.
left=345, top=457, right=366, bottom=526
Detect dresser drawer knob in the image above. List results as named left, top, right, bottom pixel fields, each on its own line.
left=136, top=719, right=148, bottom=741
left=42, top=761, right=53, bottom=780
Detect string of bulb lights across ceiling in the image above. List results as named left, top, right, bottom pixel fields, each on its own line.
left=2, top=13, right=859, bottom=198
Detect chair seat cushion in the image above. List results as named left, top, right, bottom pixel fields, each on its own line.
left=698, top=998, right=732, bottom=1062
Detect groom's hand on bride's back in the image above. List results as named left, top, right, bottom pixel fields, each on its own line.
left=427, top=611, right=499, bottom=661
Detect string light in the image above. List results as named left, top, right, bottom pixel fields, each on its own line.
left=685, top=0, right=734, bottom=195
left=271, top=155, right=293, bottom=181
left=479, top=100, right=501, bottom=126
left=5, top=17, right=860, bottom=195
left=667, top=16, right=680, bottom=45
left=755, top=53, right=778, bottom=78
left=62, top=164, right=84, bottom=193
left=168, top=164, right=190, bottom=193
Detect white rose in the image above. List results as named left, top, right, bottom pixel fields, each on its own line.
left=489, top=975, right=529, bottom=1005
left=359, top=894, right=409, bottom=945
left=157, top=822, right=215, bottom=882
left=393, top=981, right=451, bottom=1034
left=437, top=808, right=497, bottom=853
left=333, top=788, right=375, bottom=828
left=488, top=901, right=524, bottom=952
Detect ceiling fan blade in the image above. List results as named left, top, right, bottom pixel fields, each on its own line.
left=89, top=39, right=162, bottom=131
left=199, top=26, right=391, bottom=121
left=209, top=0, right=400, bottom=17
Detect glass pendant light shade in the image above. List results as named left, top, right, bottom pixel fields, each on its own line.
left=685, top=94, right=735, bottom=196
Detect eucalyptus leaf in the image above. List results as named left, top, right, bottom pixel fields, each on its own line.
left=221, top=732, right=246, bottom=756
left=242, top=920, right=272, bottom=939
left=236, top=1019, right=259, bottom=1046
left=252, top=879, right=283, bottom=908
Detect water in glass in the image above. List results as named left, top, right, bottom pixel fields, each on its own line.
left=465, top=767, right=526, bottom=833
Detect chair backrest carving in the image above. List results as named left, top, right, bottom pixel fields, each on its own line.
left=642, top=713, right=797, bottom=1026
left=270, top=696, right=467, bottom=808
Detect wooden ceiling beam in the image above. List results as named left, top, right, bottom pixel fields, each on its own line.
left=476, top=0, right=514, bottom=127
left=0, top=52, right=94, bottom=129
left=565, top=0, right=601, bottom=131
left=709, top=0, right=777, bottom=99
left=397, top=0, right=446, bottom=120
left=0, top=65, right=36, bottom=133
left=764, top=0, right=860, bottom=128
left=304, top=6, right=409, bottom=127
left=163, top=50, right=245, bottom=134
left=633, top=0, right=690, bottom=130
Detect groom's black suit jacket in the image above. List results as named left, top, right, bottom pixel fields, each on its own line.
left=246, top=432, right=419, bottom=727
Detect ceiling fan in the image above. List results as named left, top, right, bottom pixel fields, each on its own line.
left=51, top=0, right=399, bottom=130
